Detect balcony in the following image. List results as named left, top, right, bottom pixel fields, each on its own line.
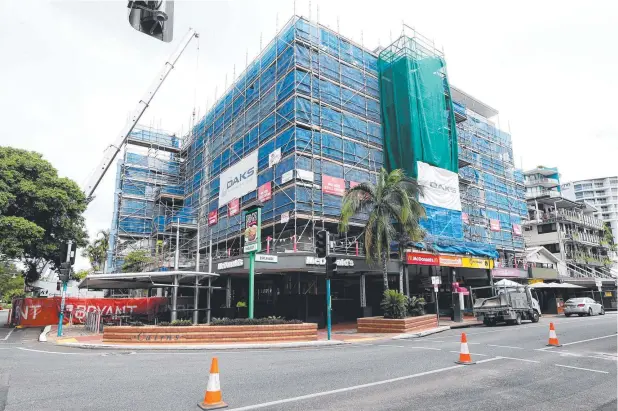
left=563, top=231, right=602, bottom=246
left=524, top=177, right=560, bottom=188
left=555, top=209, right=605, bottom=229
left=525, top=188, right=560, bottom=199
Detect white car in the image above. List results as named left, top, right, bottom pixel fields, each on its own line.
left=564, top=297, right=605, bottom=317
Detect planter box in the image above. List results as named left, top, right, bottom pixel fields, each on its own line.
left=357, top=315, right=437, bottom=333
left=102, top=323, right=317, bottom=344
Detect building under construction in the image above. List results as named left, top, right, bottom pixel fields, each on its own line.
left=107, top=16, right=528, bottom=321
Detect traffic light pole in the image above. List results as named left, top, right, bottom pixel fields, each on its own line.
left=57, top=240, right=72, bottom=337
left=248, top=252, right=255, bottom=319
left=326, top=278, right=331, bottom=340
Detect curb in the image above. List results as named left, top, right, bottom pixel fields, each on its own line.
left=54, top=339, right=346, bottom=351
left=448, top=322, right=484, bottom=329
left=392, top=326, right=451, bottom=339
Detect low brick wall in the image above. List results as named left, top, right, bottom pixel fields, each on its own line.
left=102, top=323, right=318, bottom=344
left=357, top=315, right=437, bottom=333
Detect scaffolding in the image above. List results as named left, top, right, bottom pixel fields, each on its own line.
left=184, top=16, right=382, bottom=260
left=109, top=125, right=186, bottom=272
left=455, top=102, right=527, bottom=260
left=107, top=15, right=527, bottom=271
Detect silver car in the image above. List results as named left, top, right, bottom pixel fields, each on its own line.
left=564, top=297, right=605, bottom=317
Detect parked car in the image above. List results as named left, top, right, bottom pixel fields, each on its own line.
left=564, top=297, right=604, bottom=317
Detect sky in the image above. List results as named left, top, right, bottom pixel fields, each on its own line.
left=1, top=0, right=617, bottom=269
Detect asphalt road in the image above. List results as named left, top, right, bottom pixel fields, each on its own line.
left=0, top=313, right=616, bottom=411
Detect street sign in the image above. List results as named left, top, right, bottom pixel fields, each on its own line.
left=595, top=279, right=602, bottom=292
left=433, top=284, right=439, bottom=292
left=255, top=254, right=278, bottom=263
left=431, top=276, right=441, bottom=285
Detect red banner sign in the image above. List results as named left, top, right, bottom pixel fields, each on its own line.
left=406, top=252, right=439, bottom=266
left=12, top=297, right=168, bottom=327
left=258, top=182, right=272, bottom=202
left=228, top=198, right=239, bottom=217
left=322, top=175, right=345, bottom=196
left=462, top=212, right=469, bottom=224
left=208, top=210, right=218, bottom=226
left=512, top=223, right=522, bottom=236
left=490, top=219, right=501, bottom=231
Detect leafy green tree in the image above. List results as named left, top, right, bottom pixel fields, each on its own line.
left=339, top=168, right=425, bottom=291
left=122, top=250, right=153, bottom=272
left=0, top=262, right=25, bottom=303
left=81, top=229, right=109, bottom=272
left=72, top=269, right=90, bottom=281
left=602, top=224, right=616, bottom=251
left=0, top=147, right=88, bottom=283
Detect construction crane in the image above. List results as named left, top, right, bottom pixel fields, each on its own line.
left=83, top=27, right=199, bottom=202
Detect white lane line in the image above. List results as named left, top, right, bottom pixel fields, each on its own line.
left=409, top=340, right=445, bottom=343
left=560, top=334, right=617, bottom=347
left=17, top=347, right=96, bottom=356
left=555, top=364, right=609, bottom=374
left=376, top=345, right=406, bottom=348
left=408, top=347, right=442, bottom=351
left=487, top=344, right=524, bottom=350
left=449, top=350, right=489, bottom=357
left=496, top=356, right=540, bottom=363
left=467, top=342, right=481, bottom=345
left=227, top=358, right=502, bottom=411
left=535, top=349, right=582, bottom=357
left=1, top=329, right=14, bottom=341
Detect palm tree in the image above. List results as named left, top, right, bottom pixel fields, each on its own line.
left=339, top=168, right=425, bottom=291
left=81, top=229, right=110, bottom=272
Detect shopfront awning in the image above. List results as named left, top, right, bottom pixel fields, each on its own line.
left=78, top=271, right=219, bottom=290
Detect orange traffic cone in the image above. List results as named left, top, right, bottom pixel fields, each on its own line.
left=547, top=322, right=561, bottom=347
left=455, top=332, right=475, bottom=365
left=198, top=357, right=228, bottom=410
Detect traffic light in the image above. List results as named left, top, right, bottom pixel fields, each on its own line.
left=315, top=230, right=329, bottom=258
left=127, top=1, right=174, bottom=42
left=326, top=256, right=338, bottom=279
left=58, top=263, right=71, bottom=283
left=60, top=241, right=77, bottom=266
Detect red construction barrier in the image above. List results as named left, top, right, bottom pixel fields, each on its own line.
left=12, top=297, right=168, bottom=327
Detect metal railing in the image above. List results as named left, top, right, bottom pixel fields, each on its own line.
left=85, top=311, right=103, bottom=334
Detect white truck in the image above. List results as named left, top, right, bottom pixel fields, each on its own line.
left=472, top=285, right=541, bottom=326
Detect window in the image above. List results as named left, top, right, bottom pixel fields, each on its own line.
left=537, top=223, right=557, bottom=234
left=544, top=243, right=560, bottom=253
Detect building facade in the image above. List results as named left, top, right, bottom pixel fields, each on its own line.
left=523, top=167, right=612, bottom=278
left=561, top=176, right=618, bottom=242
left=107, top=16, right=527, bottom=320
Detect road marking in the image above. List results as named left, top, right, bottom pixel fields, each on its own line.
left=496, top=356, right=540, bottom=363
left=410, top=340, right=444, bottom=343
left=1, top=329, right=14, bottom=341
left=376, top=344, right=405, bottom=348
left=560, top=334, right=617, bottom=346
left=555, top=364, right=609, bottom=374
left=227, top=358, right=502, bottom=410
left=535, top=349, right=582, bottom=357
left=16, top=347, right=96, bottom=356
left=487, top=344, right=524, bottom=350
left=449, top=350, right=488, bottom=357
